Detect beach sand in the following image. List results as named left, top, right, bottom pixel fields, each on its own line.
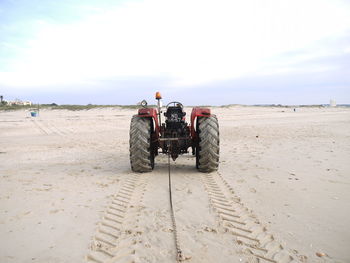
left=0, top=106, right=349, bottom=262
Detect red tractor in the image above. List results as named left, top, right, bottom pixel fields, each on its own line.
left=129, top=92, right=219, bottom=173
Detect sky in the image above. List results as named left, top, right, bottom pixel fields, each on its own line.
left=0, top=0, right=350, bottom=105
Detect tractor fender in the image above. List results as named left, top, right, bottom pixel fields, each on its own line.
left=190, top=107, right=213, bottom=139
left=137, top=108, right=160, bottom=135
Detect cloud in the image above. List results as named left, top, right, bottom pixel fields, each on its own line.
left=0, top=0, right=349, bottom=104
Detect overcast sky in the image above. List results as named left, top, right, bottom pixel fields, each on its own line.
left=0, top=0, right=349, bottom=105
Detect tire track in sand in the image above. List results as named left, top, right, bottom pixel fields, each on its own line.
left=32, top=119, right=105, bottom=151
left=86, top=173, right=150, bottom=263
left=87, top=169, right=183, bottom=263
left=86, top=158, right=300, bottom=262
left=200, top=172, right=300, bottom=263
left=125, top=160, right=251, bottom=263
left=31, top=119, right=50, bottom=135
left=31, top=119, right=66, bottom=136
left=32, top=118, right=115, bottom=154
left=46, top=119, right=112, bottom=151
left=44, top=120, right=68, bottom=136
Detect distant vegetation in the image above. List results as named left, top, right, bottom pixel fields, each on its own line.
left=46, top=104, right=157, bottom=110
left=0, top=103, right=153, bottom=111
left=0, top=104, right=33, bottom=111
left=1, top=103, right=347, bottom=111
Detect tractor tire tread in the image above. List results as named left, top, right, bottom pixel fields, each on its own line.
left=129, top=116, right=153, bottom=172
left=198, top=116, right=220, bottom=173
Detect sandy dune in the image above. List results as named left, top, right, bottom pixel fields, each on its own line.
left=0, top=106, right=349, bottom=262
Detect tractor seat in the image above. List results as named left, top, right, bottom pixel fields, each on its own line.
left=164, top=106, right=186, bottom=122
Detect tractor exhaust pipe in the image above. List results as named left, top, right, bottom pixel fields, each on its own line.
left=155, top=92, right=162, bottom=125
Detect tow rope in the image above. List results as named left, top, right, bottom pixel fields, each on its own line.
left=168, top=153, right=184, bottom=262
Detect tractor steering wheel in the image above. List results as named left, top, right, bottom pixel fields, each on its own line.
left=166, top=101, right=184, bottom=109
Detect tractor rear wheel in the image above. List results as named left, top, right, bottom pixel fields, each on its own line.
left=129, top=116, right=154, bottom=172
left=196, top=116, right=219, bottom=172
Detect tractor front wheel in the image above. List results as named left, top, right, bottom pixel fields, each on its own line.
left=129, top=116, right=154, bottom=172
left=196, top=116, right=220, bottom=172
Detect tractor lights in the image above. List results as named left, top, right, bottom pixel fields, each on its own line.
left=140, top=99, right=148, bottom=108
left=155, top=92, right=162, bottom=100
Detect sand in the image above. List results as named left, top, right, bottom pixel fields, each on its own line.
left=0, top=106, right=349, bottom=263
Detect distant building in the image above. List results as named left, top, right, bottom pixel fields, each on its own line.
left=330, top=99, right=336, bottom=107
left=6, top=99, right=32, bottom=106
